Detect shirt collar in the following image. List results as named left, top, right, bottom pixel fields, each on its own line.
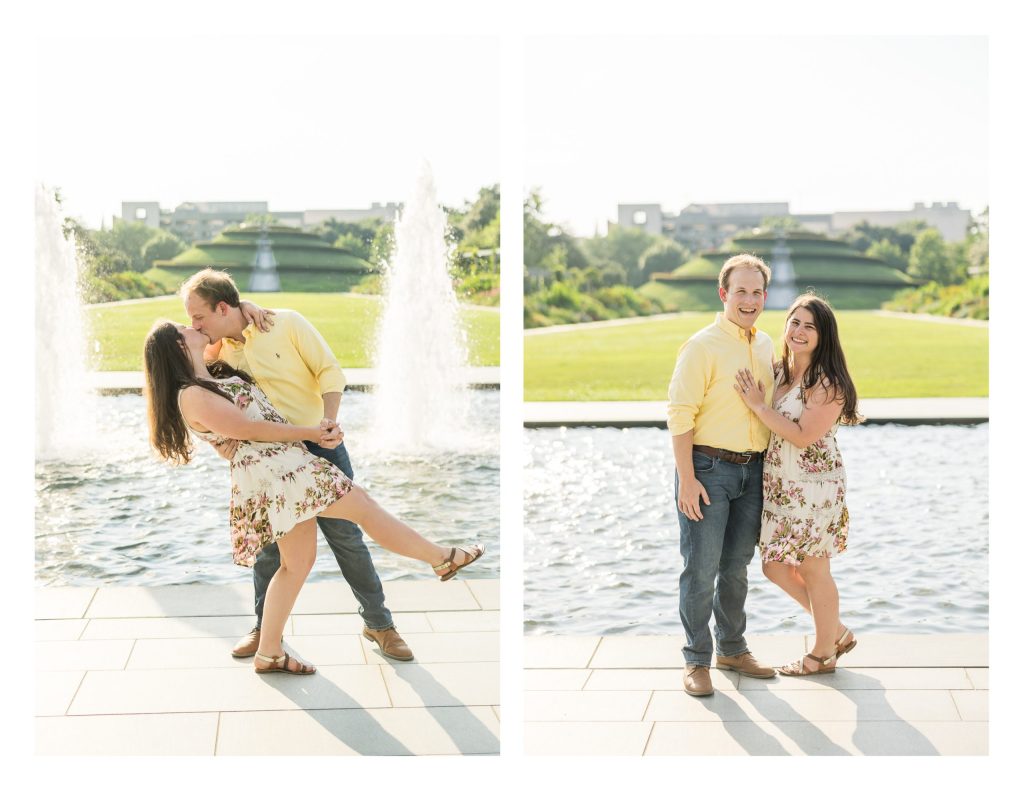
left=222, top=325, right=253, bottom=348
left=714, top=312, right=758, bottom=341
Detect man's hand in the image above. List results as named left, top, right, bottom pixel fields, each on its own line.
left=239, top=300, right=275, bottom=333
left=318, top=418, right=344, bottom=449
left=210, top=437, right=240, bottom=461
left=677, top=475, right=711, bottom=521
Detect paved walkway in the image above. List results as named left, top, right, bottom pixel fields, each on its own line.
left=35, top=580, right=499, bottom=755
left=524, top=398, right=988, bottom=427
left=89, top=367, right=501, bottom=394
left=524, top=633, right=986, bottom=756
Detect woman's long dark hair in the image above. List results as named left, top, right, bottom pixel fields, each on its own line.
left=778, top=293, right=863, bottom=425
left=143, top=321, right=253, bottom=464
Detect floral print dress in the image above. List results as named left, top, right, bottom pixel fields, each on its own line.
left=185, top=377, right=353, bottom=568
left=759, top=377, right=849, bottom=566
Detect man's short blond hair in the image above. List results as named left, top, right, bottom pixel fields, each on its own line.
left=719, top=254, right=771, bottom=292
left=180, top=268, right=241, bottom=309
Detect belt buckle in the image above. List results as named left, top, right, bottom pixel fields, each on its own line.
left=738, top=451, right=753, bottom=464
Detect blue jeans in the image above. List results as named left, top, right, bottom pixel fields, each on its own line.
left=675, top=451, right=762, bottom=667
left=252, top=441, right=394, bottom=631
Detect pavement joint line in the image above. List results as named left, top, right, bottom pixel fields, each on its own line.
left=639, top=689, right=655, bottom=723
left=377, top=665, right=394, bottom=708
left=214, top=711, right=222, bottom=754
left=949, top=689, right=965, bottom=721
left=123, top=639, right=138, bottom=670
left=584, top=637, right=603, bottom=669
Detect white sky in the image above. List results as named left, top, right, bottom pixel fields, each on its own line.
left=525, top=35, right=989, bottom=234
left=36, top=35, right=500, bottom=228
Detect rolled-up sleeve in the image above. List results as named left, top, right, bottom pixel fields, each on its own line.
left=288, top=313, right=347, bottom=396
left=667, top=340, right=708, bottom=436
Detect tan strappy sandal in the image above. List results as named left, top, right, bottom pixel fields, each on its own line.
left=432, top=544, right=485, bottom=581
left=254, top=650, right=316, bottom=675
left=835, top=628, right=857, bottom=658
left=779, top=651, right=837, bottom=676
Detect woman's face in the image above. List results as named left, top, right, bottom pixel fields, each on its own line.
left=175, top=323, right=208, bottom=356
left=784, top=306, right=819, bottom=357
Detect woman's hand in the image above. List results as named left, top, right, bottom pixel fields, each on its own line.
left=733, top=368, right=766, bottom=413
left=318, top=418, right=344, bottom=449
left=239, top=300, right=275, bottom=333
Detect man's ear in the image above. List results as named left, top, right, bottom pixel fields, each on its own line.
left=216, top=301, right=229, bottom=315
left=718, top=287, right=728, bottom=304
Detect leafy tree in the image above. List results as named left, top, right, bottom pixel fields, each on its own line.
left=583, top=225, right=660, bottom=286
left=141, top=229, right=186, bottom=266
left=639, top=238, right=686, bottom=279
left=243, top=212, right=276, bottom=226
left=333, top=232, right=373, bottom=261
left=908, top=228, right=956, bottom=285
left=759, top=215, right=805, bottom=232
left=865, top=238, right=907, bottom=270
left=93, top=221, right=158, bottom=272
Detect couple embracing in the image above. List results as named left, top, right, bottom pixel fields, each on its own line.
left=669, top=254, right=861, bottom=697
left=143, top=268, right=483, bottom=676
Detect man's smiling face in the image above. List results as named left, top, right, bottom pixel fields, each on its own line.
left=719, top=267, right=766, bottom=331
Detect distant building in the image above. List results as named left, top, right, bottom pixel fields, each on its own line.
left=831, top=202, right=971, bottom=242
left=617, top=201, right=972, bottom=247
left=118, top=200, right=398, bottom=244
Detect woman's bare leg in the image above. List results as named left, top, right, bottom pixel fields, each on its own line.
left=797, top=556, right=841, bottom=669
left=321, top=486, right=472, bottom=573
left=763, top=559, right=850, bottom=646
left=255, top=518, right=317, bottom=670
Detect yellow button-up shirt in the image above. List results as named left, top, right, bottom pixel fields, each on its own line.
left=218, top=309, right=347, bottom=428
left=667, top=313, right=775, bottom=452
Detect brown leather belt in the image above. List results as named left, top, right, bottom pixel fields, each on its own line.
left=693, top=445, right=763, bottom=465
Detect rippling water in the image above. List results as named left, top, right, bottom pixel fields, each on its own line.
left=36, top=390, right=499, bottom=586
left=524, top=423, right=987, bottom=635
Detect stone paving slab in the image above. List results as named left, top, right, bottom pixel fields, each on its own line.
left=216, top=706, right=500, bottom=755
left=525, top=669, right=593, bottom=690
left=588, top=634, right=803, bottom=668
left=81, top=615, right=259, bottom=640
left=35, top=619, right=87, bottom=641
left=36, top=713, right=219, bottom=756
left=645, top=689, right=961, bottom=723
left=524, top=636, right=600, bottom=668
left=523, top=633, right=987, bottom=756
left=738, top=667, right=973, bottom=691
left=380, top=662, right=499, bottom=707
left=36, top=588, right=96, bottom=619
left=951, top=690, right=988, bottom=721
left=35, top=639, right=135, bottom=672
left=426, top=610, right=500, bottom=632
left=524, top=722, right=654, bottom=756
left=362, top=631, right=500, bottom=665
left=467, top=579, right=500, bottom=610
left=525, top=690, right=652, bottom=722
left=643, top=720, right=987, bottom=756
left=586, top=668, right=739, bottom=691
left=68, top=665, right=391, bottom=715
left=36, top=671, right=85, bottom=716
left=36, top=582, right=498, bottom=755
left=291, top=612, right=432, bottom=635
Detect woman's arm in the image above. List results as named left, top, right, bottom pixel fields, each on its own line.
left=734, top=369, right=843, bottom=449
left=179, top=386, right=319, bottom=444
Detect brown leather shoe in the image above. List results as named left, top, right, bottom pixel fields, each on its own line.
left=362, top=626, right=414, bottom=661
left=715, top=651, right=777, bottom=678
left=684, top=664, right=713, bottom=696
left=231, top=627, right=260, bottom=658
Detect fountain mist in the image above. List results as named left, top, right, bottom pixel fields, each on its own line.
left=370, top=164, right=472, bottom=453
left=35, top=185, right=99, bottom=458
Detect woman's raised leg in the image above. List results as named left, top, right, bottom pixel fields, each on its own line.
left=321, top=486, right=480, bottom=576
left=763, top=559, right=851, bottom=647
left=254, top=518, right=318, bottom=673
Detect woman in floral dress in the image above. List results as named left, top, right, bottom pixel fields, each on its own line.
left=143, top=321, right=483, bottom=676
left=734, top=294, right=861, bottom=676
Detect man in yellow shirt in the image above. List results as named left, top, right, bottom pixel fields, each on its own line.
left=182, top=269, right=413, bottom=662
left=667, top=254, right=777, bottom=696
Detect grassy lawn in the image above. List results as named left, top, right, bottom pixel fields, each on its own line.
left=85, top=293, right=499, bottom=371
left=525, top=311, right=988, bottom=400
